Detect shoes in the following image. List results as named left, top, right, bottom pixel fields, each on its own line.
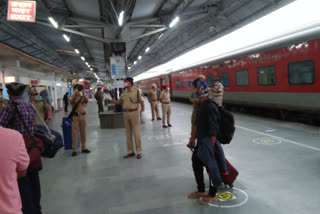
left=72, top=152, right=77, bottom=157
left=163, top=125, right=168, bottom=128
left=188, top=191, right=208, bottom=199
left=157, top=118, right=161, bottom=120
left=123, top=153, right=135, bottom=158
left=137, top=154, right=143, bottom=159
left=152, top=118, right=155, bottom=121
left=82, top=149, right=91, bottom=153
left=168, top=124, right=172, bottom=127
left=199, top=196, right=218, bottom=205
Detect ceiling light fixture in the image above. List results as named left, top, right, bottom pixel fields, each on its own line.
left=138, top=56, right=142, bottom=60
left=134, top=61, right=137, bottom=64
left=85, top=62, right=89, bottom=65
left=90, top=68, right=93, bottom=71
left=169, top=16, right=179, bottom=28
left=128, top=66, right=131, bottom=70
left=158, top=33, right=163, bottom=39
left=81, top=56, right=85, bottom=61
left=145, top=47, right=150, bottom=52
left=63, top=34, right=70, bottom=42
left=48, top=17, right=58, bottom=29
left=118, top=11, right=125, bottom=26
left=75, top=49, right=80, bottom=54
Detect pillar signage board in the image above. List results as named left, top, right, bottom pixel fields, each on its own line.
left=7, top=1, right=36, bottom=22
left=110, top=56, right=126, bottom=79
left=30, top=80, right=39, bottom=85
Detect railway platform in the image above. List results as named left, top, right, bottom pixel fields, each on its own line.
left=42, top=99, right=320, bottom=214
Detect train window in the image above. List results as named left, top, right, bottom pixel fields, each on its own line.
left=219, top=72, right=230, bottom=87
left=288, top=60, right=314, bottom=85
left=257, top=65, right=276, bottom=85
left=182, top=79, right=186, bottom=88
left=206, top=74, right=215, bottom=87
left=188, top=79, right=193, bottom=88
left=176, top=79, right=180, bottom=88
left=236, top=69, right=249, bottom=86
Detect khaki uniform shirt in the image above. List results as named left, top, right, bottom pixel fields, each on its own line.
left=69, top=95, right=88, bottom=113
left=160, top=91, right=170, bottom=103
left=32, top=100, right=50, bottom=126
left=119, top=88, right=144, bottom=110
left=95, top=91, right=103, bottom=103
left=213, top=82, right=224, bottom=96
left=0, top=98, right=9, bottom=113
left=148, top=89, right=157, bottom=102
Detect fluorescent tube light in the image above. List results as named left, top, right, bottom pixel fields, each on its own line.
left=145, top=47, right=150, bottom=52
left=48, top=17, right=58, bottom=29
left=63, top=34, right=70, bottom=42
left=169, top=16, right=179, bottom=28
left=75, top=49, right=80, bottom=54
left=118, top=11, right=124, bottom=26
left=138, top=56, right=142, bottom=60
left=134, top=61, right=137, bottom=64
left=81, top=56, right=85, bottom=61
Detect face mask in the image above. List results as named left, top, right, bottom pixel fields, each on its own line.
left=35, top=96, right=42, bottom=101
left=167, top=88, right=170, bottom=91
left=74, top=89, right=78, bottom=92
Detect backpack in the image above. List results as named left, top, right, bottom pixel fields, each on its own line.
left=214, top=102, right=235, bottom=144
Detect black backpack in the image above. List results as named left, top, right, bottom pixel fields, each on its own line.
left=215, top=103, right=235, bottom=144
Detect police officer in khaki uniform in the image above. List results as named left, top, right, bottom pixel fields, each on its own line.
left=112, top=77, right=145, bottom=159
left=148, top=84, right=161, bottom=121
left=213, top=78, right=224, bottom=106
left=94, top=87, right=104, bottom=114
left=160, top=84, right=172, bottom=128
left=30, top=92, right=50, bottom=125
left=0, top=88, right=9, bottom=113
left=69, top=84, right=91, bottom=157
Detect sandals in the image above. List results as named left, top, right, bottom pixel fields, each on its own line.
left=188, top=191, right=207, bottom=199
left=199, top=196, right=218, bottom=205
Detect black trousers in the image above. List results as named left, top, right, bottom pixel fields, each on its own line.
left=64, top=103, right=68, bottom=112
left=192, top=148, right=217, bottom=196
left=18, top=171, right=42, bottom=214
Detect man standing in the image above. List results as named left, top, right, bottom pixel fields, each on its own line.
left=63, top=92, right=69, bottom=112
left=213, top=78, right=224, bottom=106
left=94, top=87, right=104, bottom=114
left=188, top=79, right=228, bottom=205
left=160, top=84, right=171, bottom=128
left=148, top=84, right=161, bottom=121
left=0, top=82, right=42, bottom=214
left=69, top=84, right=91, bottom=157
left=111, top=77, right=145, bottom=159
left=30, top=92, right=50, bottom=126
left=0, top=126, right=29, bottom=214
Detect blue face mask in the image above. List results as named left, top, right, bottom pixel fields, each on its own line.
left=22, top=90, right=30, bottom=102
left=35, top=96, right=42, bottom=101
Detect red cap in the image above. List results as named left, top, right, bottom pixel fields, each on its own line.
left=163, top=84, right=169, bottom=87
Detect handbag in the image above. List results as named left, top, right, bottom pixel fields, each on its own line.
left=32, top=104, right=63, bottom=158
left=67, top=96, right=83, bottom=119
left=13, top=102, right=43, bottom=171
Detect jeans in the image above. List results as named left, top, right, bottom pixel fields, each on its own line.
left=196, top=137, right=227, bottom=188
left=18, top=171, right=42, bottom=214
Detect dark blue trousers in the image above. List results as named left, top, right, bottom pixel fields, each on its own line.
left=196, top=137, right=227, bottom=189
left=18, top=171, right=42, bottom=214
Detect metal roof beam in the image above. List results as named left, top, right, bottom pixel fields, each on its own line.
left=129, top=24, right=166, bottom=28
left=64, top=24, right=106, bottom=28
left=126, top=27, right=168, bottom=42
left=36, top=21, right=114, bottom=44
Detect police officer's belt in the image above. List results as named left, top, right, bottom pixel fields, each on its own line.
left=73, top=112, right=86, bottom=116
left=123, top=108, right=138, bottom=112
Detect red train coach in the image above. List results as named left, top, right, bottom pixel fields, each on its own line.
left=137, top=38, right=320, bottom=120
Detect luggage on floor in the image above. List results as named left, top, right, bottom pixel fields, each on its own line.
left=34, top=125, right=63, bottom=158
left=221, top=158, right=239, bottom=188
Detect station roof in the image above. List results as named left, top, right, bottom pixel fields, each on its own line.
left=0, top=0, right=294, bottom=82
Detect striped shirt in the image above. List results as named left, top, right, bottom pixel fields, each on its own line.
left=0, top=97, right=35, bottom=135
